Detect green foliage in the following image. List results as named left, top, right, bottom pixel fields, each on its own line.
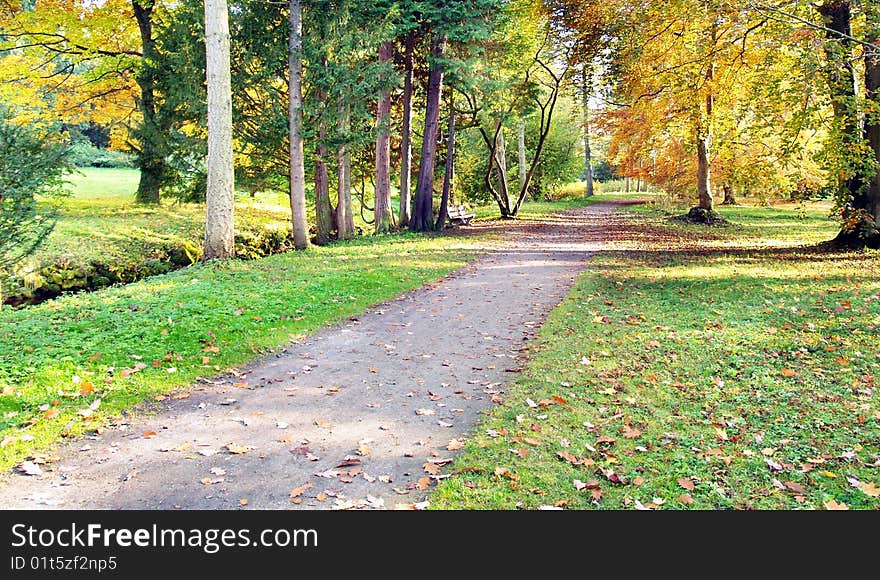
left=0, top=113, right=70, bottom=273
left=67, top=141, right=134, bottom=169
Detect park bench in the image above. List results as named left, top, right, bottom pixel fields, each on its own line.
left=446, top=204, right=475, bottom=226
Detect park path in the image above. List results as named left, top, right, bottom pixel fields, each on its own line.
left=0, top=202, right=618, bottom=510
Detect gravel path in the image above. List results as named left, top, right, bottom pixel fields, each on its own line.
left=0, top=202, right=615, bottom=510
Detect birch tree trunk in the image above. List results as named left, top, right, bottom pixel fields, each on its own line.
left=288, top=0, right=309, bottom=250
left=203, top=0, right=235, bottom=260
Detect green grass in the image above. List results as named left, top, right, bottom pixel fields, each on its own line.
left=431, top=202, right=880, bottom=510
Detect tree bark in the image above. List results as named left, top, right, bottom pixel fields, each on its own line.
left=132, top=0, right=165, bottom=205
left=411, top=36, right=446, bottom=232
left=494, top=120, right=508, bottom=198
left=203, top=0, right=235, bottom=260
left=336, top=100, right=354, bottom=240
left=374, top=40, right=394, bottom=233
left=399, top=31, right=414, bottom=228
left=582, top=72, right=594, bottom=198
left=817, top=1, right=876, bottom=246
left=865, top=23, right=880, bottom=243
left=517, top=119, right=527, bottom=195
left=288, top=0, right=309, bottom=250
left=314, top=117, right=333, bottom=245
left=696, top=128, right=713, bottom=210
left=436, top=105, right=455, bottom=230
left=721, top=183, right=737, bottom=205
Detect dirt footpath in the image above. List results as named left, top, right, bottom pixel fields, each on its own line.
left=0, top=203, right=615, bottom=510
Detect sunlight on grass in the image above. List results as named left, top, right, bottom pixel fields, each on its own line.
left=432, top=203, right=880, bottom=511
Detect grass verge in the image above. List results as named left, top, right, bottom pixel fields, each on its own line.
left=431, top=202, right=880, bottom=510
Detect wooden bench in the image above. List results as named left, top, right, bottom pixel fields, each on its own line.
left=446, top=204, right=475, bottom=226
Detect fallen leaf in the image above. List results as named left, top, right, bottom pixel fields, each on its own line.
left=678, top=494, right=695, bottom=505
left=279, top=434, right=293, bottom=444
left=574, top=479, right=589, bottom=491
left=416, top=477, right=431, bottom=490
left=446, top=439, right=464, bottom=451
left=622, top=426, right=642, bottom=439
left=423, top=462, right=441, bottom=476
left=225, top=443, right=254, bottom=455
left=556, top=451, right=581, bottom=465
left=289, top=482, right=313, bottom=501
left=632, top=476, right=645, bottom=486
left=200, top=477, right=224, bottom=485
left=357, top=443, right=372, bottom=457
left=415, top=408, right=435, bottom=416
left=314, top=418, right=333, bottom=429
left=316, top=493, right=327, bottom=502
left=142, top=430, right=158, bottom=439
left=780, top=368, right=797, bottom=378
left=591, top=489, right=604, bottom=501
left=17, top=461, right=43, bottom=476
left=596, top=435, right=616, bottom=445
left=232, top=381, right=249, bottom=388
left=823, top=498, right=849, bottom=511
left=783, top=481, right=806, bottom=493
left=678, top=477, right=694, bottom=491
left=239, top=498, right=249, bottom=506
left=79, top=381, right=95, bottom=395
left=43, top=409, right=60, bottom=420
left=858, top=482, right=880, bottom=497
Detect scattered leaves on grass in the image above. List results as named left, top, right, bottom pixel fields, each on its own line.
left=678, top=477, right=694, bottom=491
left=446, top=439, right=464, bottom=451
left=823, top=499, right=849, bottom=511
left=678, top=494, right=695, bottom=505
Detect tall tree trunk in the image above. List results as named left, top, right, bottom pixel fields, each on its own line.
left=696, top=128, right=713, bottom=210
left=494, top=120, right=508, bottom=199
left=625, top=177, right=630, bottom=193
left=517, top=119, right=527, bottom=195
left=399, top=31, right=414, bottom=228
left=337, top=100, right=353, bottom=240
left=582, top=72, right=594, bottom=198
left=132, top=0, right=165, bottom=205
left=436, top=105, right=455, bottom=230
left=411, top=36, right=446, bottom=232
left=865, top=20, right=880, bottom=244
left=314, top=118, right=333, bottom=245
left=721, top=183, right=737, bottom=205
left=374, top=40, right=394, bottom=233
left=288, top=0, right=309, bottom=250
left=203, top=0, right=234, bottom=260
left=817, top=1, right=875, bottom=246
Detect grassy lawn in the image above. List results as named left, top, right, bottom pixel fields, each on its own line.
left=432, top=201, right=880, bottom=510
